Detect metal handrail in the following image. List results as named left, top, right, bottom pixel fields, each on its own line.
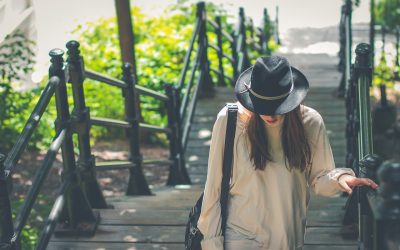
left=13, top=128, right=67, bottom=241
left=135, top=85, right=169, bottom=101
left=182, top=68, right=204, bottom=152
left=3, top=76, right=60, bottom=176
left=35, top=179, right=70, bottom=249
left=355, top=45, right=373, bottom=159
left=85, top=69, right=169, bottom=101
left=85, top=69, right=127, bottom=88
left=177, top=18, right=201, bottom=90
left=344, top=0, right=353, bottom=95
left=180, top=44, right=202, bottom=120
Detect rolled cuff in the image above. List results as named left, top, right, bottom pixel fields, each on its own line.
left=201, top=236, right=224, bottom=250
left=313, top=168, right=356, bottom=196
left=327, top=168, right=356, bottom=181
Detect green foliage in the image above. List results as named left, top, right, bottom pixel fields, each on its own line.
left=11, top=194, right=52, bottom=249
left=0, top=31, right=44, bottom=152
left=375, top=0, right=400, bottom=30
left=1, top=2, right=277, bottom=151
left=373, top=54, right=395, bottom=88
left=72, top=2, right=269, bottom=140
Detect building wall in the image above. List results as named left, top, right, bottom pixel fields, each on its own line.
left=0, top=0, right=36, bottom=89
left=0, top=0, right=35, bottom=42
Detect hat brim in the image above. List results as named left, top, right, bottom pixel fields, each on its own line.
left=234, top=66, right=309, bottom=115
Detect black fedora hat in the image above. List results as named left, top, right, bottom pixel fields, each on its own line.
left=235, top=55, right=309, bottom=115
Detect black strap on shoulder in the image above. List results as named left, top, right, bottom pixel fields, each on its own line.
left=220, top=103, right=238, bottom=236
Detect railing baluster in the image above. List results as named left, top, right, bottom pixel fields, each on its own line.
left=197, top=2, right=214, bottom=97
left=262, top=8, right=271, bottom=55
left=359, top=154, right=382, bottom=249
left=49, top=49, right=100, bottom=237
left=355, top=43, right=373, bottom=160
left=215, top=16, right=226, bottom=87
left=122, top=63, right=151, bottom=195
left=231, top=30, right=239, bottom=83
left=165, top=84, right=190, bottom=185
left=356, top=43, right=373, bottom=248
left=66, top=41, right=108, bottom=208
left=236, top=7, right=251, bottom=74
left=0, top=154, right=14, bottom=249
left=13, top=129, right=67, bottom=243
left=368, top=161, right=400, bottom=250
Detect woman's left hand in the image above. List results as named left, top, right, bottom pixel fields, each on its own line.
left=337, top=174, right=379, bottom=194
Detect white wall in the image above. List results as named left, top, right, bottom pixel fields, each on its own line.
left=0, top=0, right=35, bottom=42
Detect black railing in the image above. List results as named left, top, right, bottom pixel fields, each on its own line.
left=0, top=2, right=274, bottom=249
left=338, top=0, right=353, bottom=97
left=342, top=43, right=400, bottom=250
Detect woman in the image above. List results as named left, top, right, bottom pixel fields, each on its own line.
left=197, top=56, right=378, bottom=250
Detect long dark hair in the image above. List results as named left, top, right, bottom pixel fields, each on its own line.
left=244, top=106, right=311, bottom=171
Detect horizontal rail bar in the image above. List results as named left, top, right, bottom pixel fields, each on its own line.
left=95, top=161, right=135, bottom=171
left=85, top=69, right=168, bottom=101
left=207, top=19, right=218, bottom=29
left=90, top=117, right=131, bottom=129
left=222, top=53, right=234, bottom=63
left=139, top=123, right=172, bottom=134
left=95, top=159, right=173, bottom=170
left=135, top=85, right=169, bottom=101
left=4, top=77, right=60, bottom=175
left=224, top=74, right=233, bottom=82
left=13, top=129, right=67, bottom=238
left=142, top=159, right=174, bottom=165
left=85, top=69, right=127, bottom=89
left=210, top=67, right=222, bottom=76
left=208, top=44, right=220, bottom=53
left=35, top=179, right=69, bottom=250
left=221, top=30, right=234, bottom=43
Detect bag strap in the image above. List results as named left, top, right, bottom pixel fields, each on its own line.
left=220, top=103, right=238, bottom=237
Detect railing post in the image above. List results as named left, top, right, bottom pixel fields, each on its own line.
left=122, top=63, right=152, bottom=195
left=230, top=30, right=239, bottom=83
left=345, top=0, right=353, bottom=94
left=372, top=161, right=400, bottom=250
left=369, top=0, right=375, bottom=76
left=236, top=7, right=251, bottom=73
left=345, top=63, right=359, bottom=174
left=197, top=2, right=214, bottom=97
left=0, top=154, right=14, bottom=250
left=66, top=41, right=108, bottom=208
left=354, top=43, right=373, bottom=247
left=164, top=83, right=191, bottom=185
left=355, top=43, right=373, bottom=159
left=359, top=154, right=383, bottom=249
left=49, top=49, right=100, bottom=237
left=262, top=8, right=271, bottom=55
left=395, top=26, right=399, bottom=71
left=275, top=6, right=281, bottom=45
left=215, top=16, right=226, bottom=87
left=248, top=18, right=255, bottom=51
left=337, top=4, right=347, bottom=97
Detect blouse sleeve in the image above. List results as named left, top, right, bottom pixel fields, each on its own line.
left=307, top=114, right=355, bottom=196
left=197, top=107, right=228, bottom=250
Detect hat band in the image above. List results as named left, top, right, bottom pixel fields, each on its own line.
left=243, top=81, right=294, bottom=101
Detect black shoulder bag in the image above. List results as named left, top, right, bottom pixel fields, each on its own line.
left=184, top=103, right=238, bottom=250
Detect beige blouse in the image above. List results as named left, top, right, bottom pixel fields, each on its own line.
left=197, top=103, right=355, bottom=250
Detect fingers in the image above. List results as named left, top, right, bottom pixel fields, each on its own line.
left=338, top=181, right=353, bottom=194
left=349, top=178, right=379, bottom=189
